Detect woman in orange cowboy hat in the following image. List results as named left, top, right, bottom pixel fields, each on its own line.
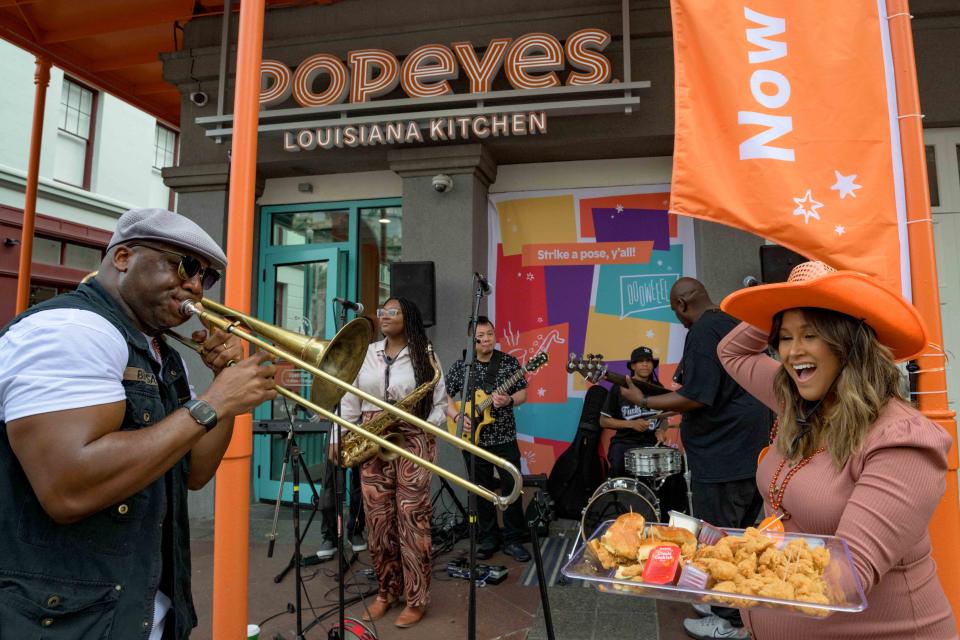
left=718, top=260, right=955, bottom=639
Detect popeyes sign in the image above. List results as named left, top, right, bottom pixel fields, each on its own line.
left=259, top=28, right=614, bottom=108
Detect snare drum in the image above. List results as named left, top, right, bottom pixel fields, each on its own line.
left=625, top=446, right=681, bottom=478
left=580, top=477, right=659, bottom=543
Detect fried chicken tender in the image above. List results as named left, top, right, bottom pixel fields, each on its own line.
left=614, top=563, right=645, bottom=580
left=588, top=538, right=619, bottom=570
left=736, top=554, right=758, bottom=578
left=758, top=546, right=786, bottom=571
left=757, top=577, right=796, bottom=600
left=812, top=546, right=830, bottom=572
left=695, top=543, right=734, bottom=563
left=696, top=558, right=741, bottom=583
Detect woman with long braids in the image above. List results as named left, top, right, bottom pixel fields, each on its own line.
left=336, top=297, right=446, bottom=628
left=717, top=261, right=955, bottom=639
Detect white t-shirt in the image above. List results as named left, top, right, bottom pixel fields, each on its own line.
left=0, top=308, right=175, bottom=634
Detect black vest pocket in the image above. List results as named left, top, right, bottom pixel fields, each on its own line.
left=0, top=569, right=119, bottom=639
left=18, top=490, right=151, bottom=557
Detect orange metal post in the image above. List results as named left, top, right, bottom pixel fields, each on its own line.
left=887, top=0, right=960, bottom=620
left=210, top=0, right=265, bottom=638
left=15, top=56, right=51, bottom=314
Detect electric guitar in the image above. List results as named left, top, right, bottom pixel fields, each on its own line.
left=566, top=353, right=671, bottom=396
left=450, top=351, right=549, bottom=444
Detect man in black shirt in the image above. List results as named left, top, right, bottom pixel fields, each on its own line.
left=621, top=278, right=769, bottom=640
left=446, top=316, right=531, bottom=562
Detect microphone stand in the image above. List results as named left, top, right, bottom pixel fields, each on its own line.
left=455, top=273, right=488, bottom=640
left=330, top=302, right=350, bottom=640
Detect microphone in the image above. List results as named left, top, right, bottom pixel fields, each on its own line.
left=333, top=297, right=364, bottom=313
left=475, top=273, right=491, bottom=294
left=742, top=276, right=761, bottom=288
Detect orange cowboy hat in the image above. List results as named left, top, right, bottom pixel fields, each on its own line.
left=721, top=261, right=927, bottom=361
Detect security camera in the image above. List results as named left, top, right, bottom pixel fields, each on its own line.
left=432, top=173, right=453, bottom=193
left=189, top=91, right=209, bottom=108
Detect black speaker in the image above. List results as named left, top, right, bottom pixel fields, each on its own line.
left=759, top=245, right=808, bottom=284
left=390, top=261, right=436, bottom=327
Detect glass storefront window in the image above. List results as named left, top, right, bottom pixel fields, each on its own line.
left=64, top=243, right=102, bottom=271
left=271, top=210, right=349, bottom=246
left=31, top=237, right=61, bottom=265
left=358, top=206, right=402, bottom=312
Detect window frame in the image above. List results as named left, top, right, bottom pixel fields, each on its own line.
left=56, top=76, right=99, bottom=190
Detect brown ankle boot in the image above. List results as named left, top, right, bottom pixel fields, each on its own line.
left=362, top=597, right=394, bottom=622
left=394, top=604, right=426, bottom=628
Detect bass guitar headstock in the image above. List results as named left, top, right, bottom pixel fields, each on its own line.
left=566, top=353, right=608, bottom=384
left=526, top=350, right=549, bottom=372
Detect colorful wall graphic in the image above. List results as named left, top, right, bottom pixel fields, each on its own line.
left=487, top=185, right=697, bottom=475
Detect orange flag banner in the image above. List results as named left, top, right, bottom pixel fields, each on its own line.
left=669, top=0, right=910, bottom=297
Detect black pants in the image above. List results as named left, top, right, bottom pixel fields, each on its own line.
left=607, top=440, right=690, bottom=522
left=320, top=462, right=365, bottom=541
left=693, top=477, right=764, bottom=628
left=463, top=440, right=526, bottom=546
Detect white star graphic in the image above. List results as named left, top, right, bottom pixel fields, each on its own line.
left=645, top=329, right=654, bottom=338
left=830, top=171, right=861, bottom=199
left=835, top=225, right=846, bottom=236
left=610, top=215, right=615, bottom=219
left=792, top=190, right=824, bottom=224
left=537, top=387, right=546, bottom=398
left=656, top=260, right=663, bottom=266
left=526, top=273, right=535, bottom=281
left=615, top=204, right=624, bottom=213
left=537, top=316, right=543, bottom=323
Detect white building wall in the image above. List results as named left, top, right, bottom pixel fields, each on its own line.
left=0, top=39, right=174, bottom=231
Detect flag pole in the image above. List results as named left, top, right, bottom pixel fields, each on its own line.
left=886, top=0, right=960, bottom=618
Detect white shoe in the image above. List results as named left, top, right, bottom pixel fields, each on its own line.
left=315, top=540, right=336, bottom=560
left=692, top=603, right=714, bottom=617
left=683, top=615, right=750, bottom=639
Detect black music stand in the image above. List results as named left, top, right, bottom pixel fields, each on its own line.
left=453, top=273, right=489, bottom=640
left=264, top=399, right=325, bottom=640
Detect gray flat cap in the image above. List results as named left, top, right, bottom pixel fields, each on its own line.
left=107, top=208, right=227, bottom=270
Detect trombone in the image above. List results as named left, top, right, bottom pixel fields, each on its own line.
left=172, top=297, right=523, bottom=510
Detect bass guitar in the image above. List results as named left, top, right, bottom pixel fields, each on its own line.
left=566, top=353, right=672, bottom=397
left=450, top=351, right=549, bottom=444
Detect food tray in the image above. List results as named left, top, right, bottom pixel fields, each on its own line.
left=561, top=520, right=867, bottom=618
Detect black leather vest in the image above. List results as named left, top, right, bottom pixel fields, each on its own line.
left=0, top=280, right=196, bottom=639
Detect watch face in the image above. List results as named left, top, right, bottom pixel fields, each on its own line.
left=190, top=401, right=217, bottom=426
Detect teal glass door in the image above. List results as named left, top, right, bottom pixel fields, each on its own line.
left=253, top=247, right=342, bottom=503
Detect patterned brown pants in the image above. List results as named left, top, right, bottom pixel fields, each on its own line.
left=359, top=421, right=436, bottom=607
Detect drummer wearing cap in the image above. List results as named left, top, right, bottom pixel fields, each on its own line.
left=0, top=208, right=277, bottom=639
left=716, top=261, right=955, bottom=639
left=600, top=346, right=664, bottom=476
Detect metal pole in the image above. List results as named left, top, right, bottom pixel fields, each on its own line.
left=885, top=0, right=960, bottom=619
left=15, top=56, right=51, bottom=314
left=210, top=0, right=264, bottom=637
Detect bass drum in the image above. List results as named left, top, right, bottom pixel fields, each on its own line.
left=580, top=477, right=659, bottom=543
left=332, top=618, right=377, bottom=640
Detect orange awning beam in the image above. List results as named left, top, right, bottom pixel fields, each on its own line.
left=210, top=0, right=264, bottom=636
left=887, top=0, right=960, bottom=622
left=15, top=55, right=50, bottom=315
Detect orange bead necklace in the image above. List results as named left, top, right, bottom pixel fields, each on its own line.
left=765, top=418, right=825, bottom=521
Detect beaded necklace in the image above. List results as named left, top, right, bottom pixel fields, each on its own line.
left=765, top=418, right=825, bottom=521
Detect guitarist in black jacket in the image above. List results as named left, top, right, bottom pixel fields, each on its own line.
left=445, top=316, right=531, bottom=562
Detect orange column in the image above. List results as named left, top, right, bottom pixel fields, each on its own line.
left=15, top=56, right=51, bottom=314
left=887, top=0, right=960, bottom=619
left=210, top=1, right=265, bottom=638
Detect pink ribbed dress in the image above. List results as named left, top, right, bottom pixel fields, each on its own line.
left=718, top=322, right=956, bottom=640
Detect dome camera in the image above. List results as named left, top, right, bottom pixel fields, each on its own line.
left=190, top=91, right=209, bottom=108
left=432, top=173, right=453, bottom=193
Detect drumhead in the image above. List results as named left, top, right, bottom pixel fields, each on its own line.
left=581, top=477, right=658, bottom=542
left=333, top=618, right=377, bottom=640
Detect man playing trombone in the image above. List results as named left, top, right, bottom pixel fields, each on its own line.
left=0, top=208, right=277, bottom=640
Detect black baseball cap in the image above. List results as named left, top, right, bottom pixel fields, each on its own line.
left=629, top=346, right=659, bottom=366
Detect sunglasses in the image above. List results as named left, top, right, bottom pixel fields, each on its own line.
left=376, top=308, right=401, bottom=319
left=130, top=244, right=222, bottom=290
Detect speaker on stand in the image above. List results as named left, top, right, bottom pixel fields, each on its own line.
left=759, top=245, right=808, bottom=284
left=390, top=261, right=436, bottom=327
